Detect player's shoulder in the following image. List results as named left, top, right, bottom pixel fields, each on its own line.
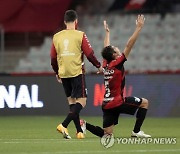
left=53, top=30, right=85, bottom=42
left=109, top=54, right=126, bottom=67
left=53, top=31, right=62, bottom=40
left=53, top=30, right=66, bottom=37
left=75, top=30, right=84, bottom=33
left=74, top=30, right=85, bottom=36
left=55, top=30, right=84, bottom=36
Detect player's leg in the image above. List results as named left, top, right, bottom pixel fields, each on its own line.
left=104, top=125, right=114, bottom=134
left=75, top=97, right=86, bottom=133
left=57, top=78, right=73, bottom=139
left=59, top=96, right=85, bottom=139
left=80, top=121, right=114, bottom=137
left=68, top=97, right=85, bottom=139
left=82, top=121, right=105, bottom=137
left=60, top=99, right=85, bottom=139
left=122, top=97, right=151, bottom=137
left=61, top=97, right=76, bottom=128
left=102, top=108, right=118, bottom=135
left=133, top=98, right=149, bottom=134
left=80, top=108, right=118, bottom=137
left=71, top=74, right=87, bottom=138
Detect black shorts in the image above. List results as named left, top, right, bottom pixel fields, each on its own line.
left=61, top=74, right=87, bottom=98
left=102, top=96, right=142, bottom=128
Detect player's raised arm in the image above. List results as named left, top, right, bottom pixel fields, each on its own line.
left=103, top=20, right=110, bottom=47
left=123, top=15, right=145, bottom=58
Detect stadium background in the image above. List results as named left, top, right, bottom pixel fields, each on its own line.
left=0, top=0, right=179, bottom=117
left=0, top=1, right=180, bottom=154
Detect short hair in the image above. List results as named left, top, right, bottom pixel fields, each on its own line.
left=101, top=46, right=115, bottom=62
left=64, top=10, right=78, bottom=23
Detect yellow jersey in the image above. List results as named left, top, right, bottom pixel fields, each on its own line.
left=53, top=30, right=84, bottom=78
left=51, top=29, right=101, bottom=78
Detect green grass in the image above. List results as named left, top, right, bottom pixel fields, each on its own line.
left=0, top=116, right=179, bottom=154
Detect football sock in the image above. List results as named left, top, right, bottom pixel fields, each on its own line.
left=73, top=114, right=83, bottom=133
left=69, top=104, right=75, bottom=110
left=72, top=103, right=83, bottom=114
left=72, top=103, right=83, bottom=133
left=62, top=112, right=74, bottom=128
left=86, top=123, right=104, bottom=137
left=61, top=104, right=77, bottom=128
left=133, top=108, right=147, bottom=133
left=62, top=103, right=83, bottom=129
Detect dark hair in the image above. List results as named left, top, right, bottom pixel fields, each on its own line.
left=64, top=10, right=78, bottom=23
left=101, top=46, right=115, bottom=62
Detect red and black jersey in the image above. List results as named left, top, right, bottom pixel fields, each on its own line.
left=102, top=53, right=127, bottom=109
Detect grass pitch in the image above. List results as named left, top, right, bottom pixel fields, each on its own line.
left=0, top=116, right=179, bottom=154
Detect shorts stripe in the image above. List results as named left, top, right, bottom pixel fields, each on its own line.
left=82, top=74, right=85, bottom=97
left=123, top=102, right=140, bottom=107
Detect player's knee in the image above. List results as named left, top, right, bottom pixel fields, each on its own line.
left=67, top=97, right=76, bottom=104
left=104, top=128, right=113, bottom=134
left=143, top=98, right=149, bottom=108
left=76, top=98, right=87, bottom=108
left=104, top=130, right=113, bottom=135
left=141, top=98, right=149, bottom=109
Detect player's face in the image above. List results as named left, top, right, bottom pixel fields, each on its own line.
left=112, top=46, right=121, bottom=59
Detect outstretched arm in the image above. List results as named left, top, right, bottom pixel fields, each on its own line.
left=103, top=20, right=110, bottom=47
left=123, top=15, right=145, bottom=58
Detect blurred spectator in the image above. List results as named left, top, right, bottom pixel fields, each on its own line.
left=156, top=0, right=174, bottom=19
left=107, top=0, right=180, bottom=15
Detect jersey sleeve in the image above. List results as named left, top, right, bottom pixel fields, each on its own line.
left=81, top=33, right=101, bottom=68
left=50, top=43, right=58, bottom=74
left=102, top=59, right=107, bottom=68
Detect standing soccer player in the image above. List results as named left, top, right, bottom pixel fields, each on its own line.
left=81, top=15, right=151, bottom=138
left=50, top=10, right=102, bottom=139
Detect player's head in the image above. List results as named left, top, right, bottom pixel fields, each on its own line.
left=64, top=10, right=78, bottom=26
left=101, top=45, right=121, bottom=62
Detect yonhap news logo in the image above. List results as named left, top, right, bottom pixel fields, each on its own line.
left=100, top=134, right=115, bottom=148
left=100, top=136, right=177, bottom=148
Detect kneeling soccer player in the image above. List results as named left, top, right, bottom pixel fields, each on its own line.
left=81, top=15, right=151, bottom=138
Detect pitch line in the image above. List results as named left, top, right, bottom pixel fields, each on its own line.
left=3, top=149, right=180, bottom=154
left=38, top=149, right=180, bottom=154
left=0, top=138, right=98, bottom=143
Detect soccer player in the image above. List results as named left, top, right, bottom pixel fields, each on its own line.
left=50, top=10, right=102, bottom=139
left=81, top=15, right=151, bottom=138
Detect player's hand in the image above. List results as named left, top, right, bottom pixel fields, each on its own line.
left=104, top=20, right=110, bottom=32
left=97, top=66, right=103, bottom=74
left=56, top=74, right=62, bottom=83
left=136, top=15, right=145, bottom=29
